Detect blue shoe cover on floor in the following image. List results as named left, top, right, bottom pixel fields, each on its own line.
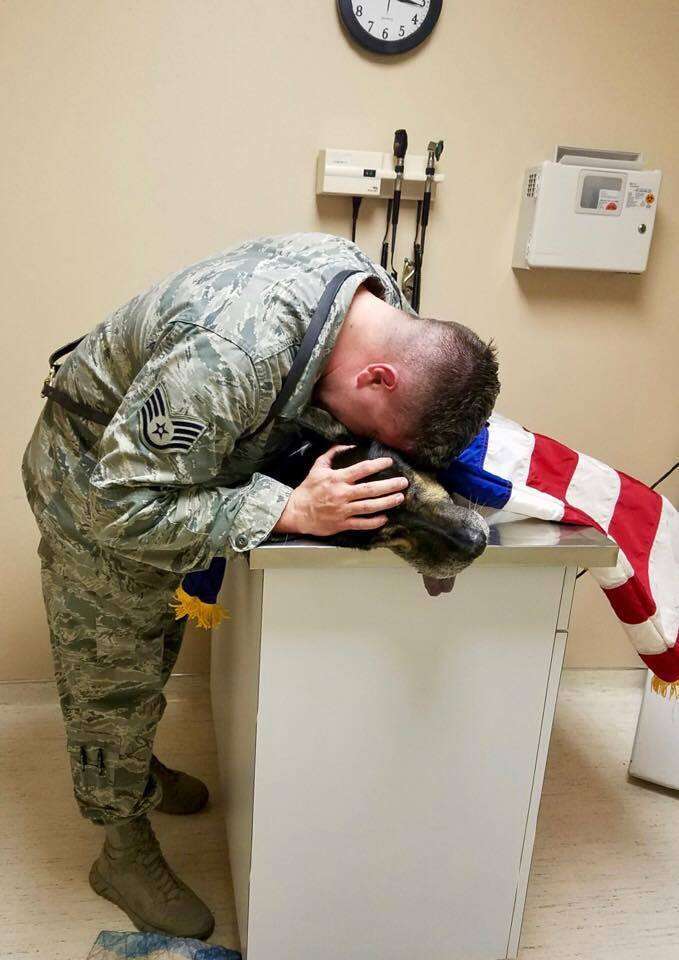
left=87, top=930, right=241, bottom=960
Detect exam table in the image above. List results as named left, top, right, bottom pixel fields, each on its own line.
left=211, top=514, right=617, bottom=960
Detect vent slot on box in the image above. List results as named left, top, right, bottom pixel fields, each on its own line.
left=526, top=172, right=538, bottom=198
left=554, top=145, right=643, bottom=170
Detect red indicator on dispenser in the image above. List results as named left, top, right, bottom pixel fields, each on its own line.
left=605, top=201, right=618, bottom=211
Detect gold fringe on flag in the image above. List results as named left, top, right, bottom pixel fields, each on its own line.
left=651, top=676, right=679, bottom=699
left=170, top=585, right=230, bottom=630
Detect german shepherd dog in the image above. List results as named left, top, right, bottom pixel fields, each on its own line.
left=270, top=434, right=489, bottom=590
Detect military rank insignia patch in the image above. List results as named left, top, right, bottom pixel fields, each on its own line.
left=140, top=385, right=207, bottom=453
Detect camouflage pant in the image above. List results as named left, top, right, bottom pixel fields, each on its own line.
left=37, top=533, right=186, bottom=825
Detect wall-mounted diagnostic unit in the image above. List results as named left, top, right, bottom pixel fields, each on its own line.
left=316, top=148, right=444, bottom=202
left=512, top=146, right=661, bottom=273
left=316, top=138, right=445, bottom=309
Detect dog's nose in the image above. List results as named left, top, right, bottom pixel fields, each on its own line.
left=436, top=523, right=487, bottom=560
left=459, top=527, right=487, bottom=560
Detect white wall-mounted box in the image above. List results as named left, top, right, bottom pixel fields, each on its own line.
left=316, top=148, right=443, bottom=201
left=512, top=146, right=661, bottom=273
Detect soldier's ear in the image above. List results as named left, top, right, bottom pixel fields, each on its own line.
left=356, top=364, right=398, bottom=390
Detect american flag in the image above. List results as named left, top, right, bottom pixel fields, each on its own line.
left=440, top=413, right=679, bottom=688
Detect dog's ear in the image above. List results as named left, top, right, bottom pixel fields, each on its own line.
left=274, top=436, right=420, bottom=490
left=366, top=442, right=421, bottom=486
left=330, top=441, right=411, bottom=487
left=327, top=444, right=369, bottom=472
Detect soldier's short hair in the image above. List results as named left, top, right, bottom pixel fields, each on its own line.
left=397, top=315, right=500, bottom=468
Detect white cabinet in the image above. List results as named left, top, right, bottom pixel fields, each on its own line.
left=630, top=671, right=679, bottom=790
left=211, top=521, right=616, bottom=960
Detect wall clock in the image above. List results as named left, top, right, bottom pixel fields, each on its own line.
left=337, top=0, right=442, bottom=55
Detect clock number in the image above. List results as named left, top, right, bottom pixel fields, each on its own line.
left=339, top=0, right=442, bottom=53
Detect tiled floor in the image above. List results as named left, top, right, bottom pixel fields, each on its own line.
left=519, top=670, right=679, bottom=960
left=1, top=670, right=677, bottom=960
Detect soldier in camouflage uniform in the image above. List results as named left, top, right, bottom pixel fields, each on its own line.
left=22, top=233, right=499, bottom=938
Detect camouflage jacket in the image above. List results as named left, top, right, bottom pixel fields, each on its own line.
left=29, top=233, right=402, bottom=573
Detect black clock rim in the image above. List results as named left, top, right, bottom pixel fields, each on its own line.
left=337, top=0, right=442, bottom=56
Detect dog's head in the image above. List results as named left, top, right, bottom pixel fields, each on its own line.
left=273, top=437, right=487, bottom=578
left=329, top=442, right=488, bottom=578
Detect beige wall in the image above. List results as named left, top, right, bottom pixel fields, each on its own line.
left=2, top=1, right=677, bottom=681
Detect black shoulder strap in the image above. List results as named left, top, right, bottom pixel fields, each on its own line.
left=48, top=336, right=87, bottom=371
left=41, top=334, right=112, bottom=425
left=41, top=382, right=111, bottom=426
left=242, top=267, right=364, bottom=440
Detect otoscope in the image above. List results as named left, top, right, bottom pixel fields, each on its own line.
left=411, top=139, right=443, bottom=313
left=380, top=129, right=408, bottom=279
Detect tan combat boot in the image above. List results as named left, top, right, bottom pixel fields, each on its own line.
left=152, top=755, right=209, bottom=815
left=89, top=815, right=215, bottom=939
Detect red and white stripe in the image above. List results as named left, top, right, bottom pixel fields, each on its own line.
left=486, top=413, right=679, bottom=682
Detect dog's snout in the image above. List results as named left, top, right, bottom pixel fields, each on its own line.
left=461, top=526, right=487, bottom=560
left=409, top=514, right=488, bottom=563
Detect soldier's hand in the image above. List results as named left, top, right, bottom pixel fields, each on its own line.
left=274, top=445, right=409, bottom=537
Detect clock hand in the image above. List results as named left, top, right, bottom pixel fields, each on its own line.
left=396, top=0, right=426, bottom=6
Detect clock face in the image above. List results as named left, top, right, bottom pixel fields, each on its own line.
left=337, top=0, right=442, bottom=55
